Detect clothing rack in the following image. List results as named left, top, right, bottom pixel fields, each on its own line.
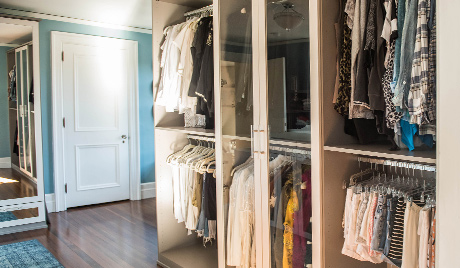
left=187, top=134, right=215, bottom=142
left=269, top=145, right=311, bottom=156
left=358, top=157, right=436, bottom=173
left=184, top=4, right=213, bottom=18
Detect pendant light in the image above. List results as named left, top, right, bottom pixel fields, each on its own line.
left=273, top=2, right=304, bottom=31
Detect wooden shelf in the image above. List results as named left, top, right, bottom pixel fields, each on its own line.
left=155, top=126, right=215, bottom=137
left=155, top=127, right=311, bottom=149
left=324, top=143, right=436, bottom=164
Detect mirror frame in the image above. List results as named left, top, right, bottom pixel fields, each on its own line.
left=0, top=16, right=44, bottom=208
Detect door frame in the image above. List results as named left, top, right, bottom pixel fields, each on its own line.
left=51, top=31, right=141, bottom=212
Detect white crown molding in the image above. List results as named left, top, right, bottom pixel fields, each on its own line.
left=0, top=43, right=19, bottom=47
left=0, top=7, right=152, bottom=34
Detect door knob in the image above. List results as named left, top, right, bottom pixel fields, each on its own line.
left=121, top=135, right=128, bottom=139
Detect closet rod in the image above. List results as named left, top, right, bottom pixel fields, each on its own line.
left=187, top=134, right=215, bottom=142
left=184, top=4, right=213, bottom=18
left=357, top=157, right=436, bottom=173
left=269, top=145, right=311, bottom=156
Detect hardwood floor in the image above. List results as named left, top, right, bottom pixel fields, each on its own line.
left=0, top=199, right=160, bottom=268
left=0, top=168, right=37, bottom=200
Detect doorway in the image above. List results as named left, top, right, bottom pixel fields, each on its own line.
left=51, top=32, right=140, bottom=211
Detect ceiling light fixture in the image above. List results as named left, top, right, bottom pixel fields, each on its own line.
left=273, top=2, right=304, bottom=31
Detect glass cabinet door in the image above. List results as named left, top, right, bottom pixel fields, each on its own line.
left=215, top=1, right=258, bottom=267
left=259, top=0, right=312, bottom=267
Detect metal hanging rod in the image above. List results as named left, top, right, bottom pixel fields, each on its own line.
left=269, top=145, right=311, bottom=156
left=184, top=4, right=213, bottom=18
left=357, top=157, right=436, bottom=173
left=187, top=134, right=215, bottom=142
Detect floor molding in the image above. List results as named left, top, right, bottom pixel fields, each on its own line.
left=45, top=194, right=56, bottom=213
left=47, top=182, right=153, bottom=213
left=141, top=182, right=156, bottom=199
left=0, top=157, right=12, bottom=168
left=0, top=7, right=152, bottom=34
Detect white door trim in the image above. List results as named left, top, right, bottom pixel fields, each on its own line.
left=51, top=31, right=141, bottom=212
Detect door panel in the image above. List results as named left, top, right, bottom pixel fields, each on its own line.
left=63, top=40, right=130, bottom=208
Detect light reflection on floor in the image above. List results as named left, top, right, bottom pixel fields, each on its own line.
left=0, top=177, right=19, bottom=184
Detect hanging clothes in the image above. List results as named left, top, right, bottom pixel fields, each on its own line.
left=165, top=139, right=217, bottom=244
left=341, top=163, right=436, bottom=267
left=156, top=16, right=214, bottom=129
left=333, top=0, right=437, bottom=150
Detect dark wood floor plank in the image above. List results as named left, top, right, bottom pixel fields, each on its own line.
left=0, top=199, right=159, bottom=268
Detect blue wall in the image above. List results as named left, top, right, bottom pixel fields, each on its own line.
left=0, top=46, right=11, bottom=158
left=39, top=20, right=155, bottom=194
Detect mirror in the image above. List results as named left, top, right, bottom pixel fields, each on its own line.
left=0, top=207, right=39, bottom=223
left=0, top=22, right=37, bottom=202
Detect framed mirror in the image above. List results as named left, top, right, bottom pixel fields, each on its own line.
left=0, top=16, right=45, bottom=228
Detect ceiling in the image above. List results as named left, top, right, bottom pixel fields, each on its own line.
left=0, top=0, right=215, bottom=29
left=0, top=0, right=153, bottom=29
left=0, top=23, right=32, bottom=44
left=0, top=0, right=307, bottom=42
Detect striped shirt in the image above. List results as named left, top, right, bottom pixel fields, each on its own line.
left=408, top=0, right=430, bottom=125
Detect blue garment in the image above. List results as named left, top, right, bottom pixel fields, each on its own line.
left=400, top=119, right=417, bottom=151
left=393, top=0, right=418, bottom=109
left=418, top=132, right=434, bottom=148
left=391, top=0, right=407, bottom=93
left=400, top=120, right=434, bottom=151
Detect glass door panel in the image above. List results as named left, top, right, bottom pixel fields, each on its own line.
left=267, top=0, right=310, bottom=143
left=217, top=1, right=256, bottom=267
left=264, top=0, right=312, bottom=267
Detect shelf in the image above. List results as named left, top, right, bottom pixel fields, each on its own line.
left=222, top=134, right=311, bottom=149
left=155, top=126, right=215, bottom=137
left=159, top=243, right=218, bottom=268
left=155, top=127, right=311, bottom=149
left=324, top=143, right=436, bottom=164
left=270, top=138, right=311, bottom=149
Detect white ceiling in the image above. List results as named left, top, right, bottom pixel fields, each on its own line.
left=0, top=0, right=214, bottom=29
left=0, top=0, right=153, bottom=29
left=0, top=23, right=32, bottom=44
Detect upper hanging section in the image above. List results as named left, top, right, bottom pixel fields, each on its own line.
left=184, top=4, right=213, bottom=19
left=157, top=0, right=212, bottom=8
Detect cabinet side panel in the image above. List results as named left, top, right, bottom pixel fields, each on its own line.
left=437, top=0, right=459, bottom=267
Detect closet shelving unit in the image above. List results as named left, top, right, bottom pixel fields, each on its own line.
left=153, top=0, right=449, bottom=267
left=153, top=1, right=219, bottom=268
left=314, top=0, right=438, bottom=267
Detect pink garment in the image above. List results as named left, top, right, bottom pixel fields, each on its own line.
left=368, top=194, right=378, bottom=256
left=292, top=170, right=312, bottom=268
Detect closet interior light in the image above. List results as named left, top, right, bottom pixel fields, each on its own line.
left=273, top=1, right=304, bottom=31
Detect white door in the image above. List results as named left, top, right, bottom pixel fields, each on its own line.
left=61, top=37, right=132, bottom=208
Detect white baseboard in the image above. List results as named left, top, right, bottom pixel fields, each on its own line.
left=0, top=157, right=11, bottom=168
left=45, top=194, right=56, bottom=213
left=141, top=182, right=156, bottom=199
left=47, top=183, right=153, bottom=213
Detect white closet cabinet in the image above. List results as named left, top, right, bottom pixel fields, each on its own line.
left=154, top=0, right=448, bottom=267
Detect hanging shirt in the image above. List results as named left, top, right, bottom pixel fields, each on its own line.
left=408, top=0, right=430, bottom=125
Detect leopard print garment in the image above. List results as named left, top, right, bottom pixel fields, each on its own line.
left=382, top=40, right=402, bottom=129
left=334, top=19, right=353, bottom=117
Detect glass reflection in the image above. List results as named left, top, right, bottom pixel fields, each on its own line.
left=0, top=23, right=37, bottom=201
